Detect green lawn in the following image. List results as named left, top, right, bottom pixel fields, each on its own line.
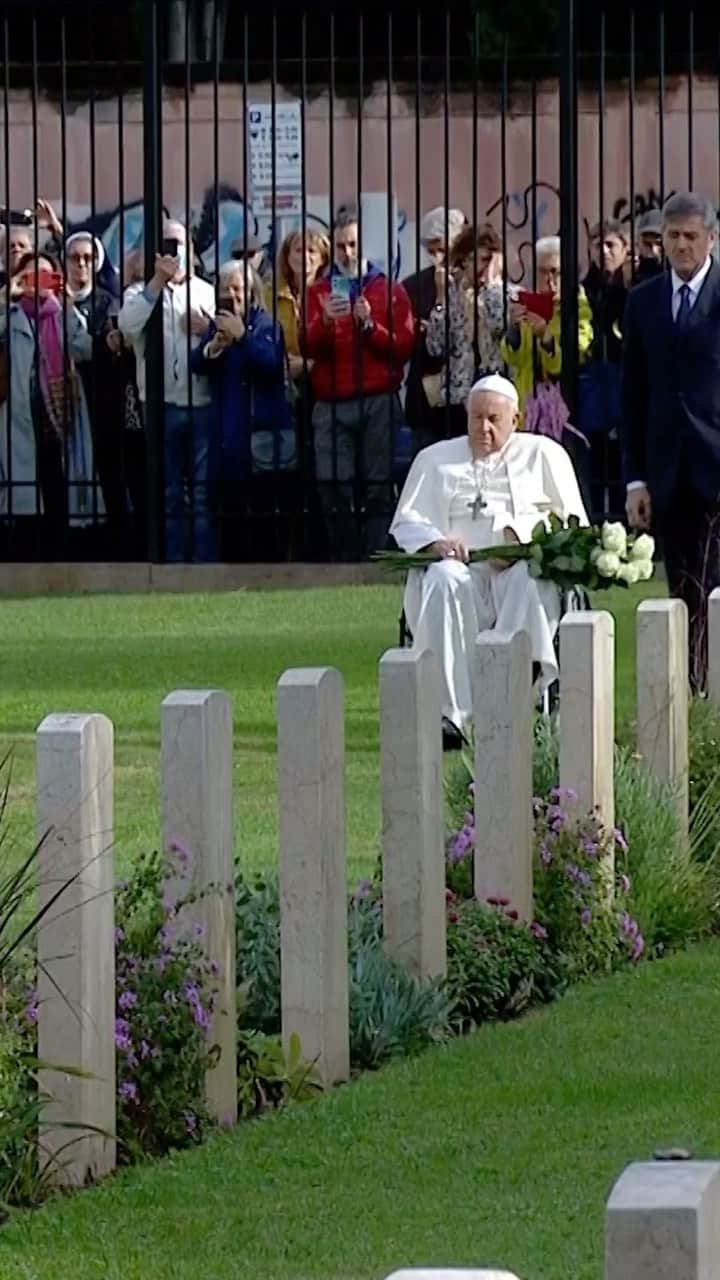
left=0, top=580, right=662, bottom=885
left=1, top=943, right=717, bottom=1280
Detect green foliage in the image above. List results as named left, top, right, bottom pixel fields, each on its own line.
left=688, top=698, right=720, bottom=864
left=236, top=1030, right=322, bottom=1119
left=446, top=898, right=559, bottom=1030
left=236, top=870, right=281, bottom=1033
left=0, top=979, right=38, bottom=1211
left=615, top=747, right=718, bottom=953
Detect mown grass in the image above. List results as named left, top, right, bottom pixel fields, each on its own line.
left=0, top=579, right=661, bottom=886
left=1, top=943, right=717, bottom=1280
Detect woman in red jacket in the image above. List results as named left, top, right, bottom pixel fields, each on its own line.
left=302, top=208, right=414, bottom=560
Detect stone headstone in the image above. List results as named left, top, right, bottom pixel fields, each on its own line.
left=636, top=599, right=689, bottom=831
left=380, top=648, right=446, bottom=980
left=606, top=1160, right=720, bottom=1279
left=559, top=610, right=615, bottom=842
left=385, top=1271, right=522, bottom=1279
left=707, top=587, right=720, bottom=706
left=36, top=712, right=116, bottom=1185
left=277, top=668, right=349, bottom=1085
left=473, top=630, right=533, bottom=920
left=161, top=690, right=237, bottom=1126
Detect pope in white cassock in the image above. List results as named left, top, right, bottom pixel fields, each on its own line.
left=390, top=373, right=589, bottom=745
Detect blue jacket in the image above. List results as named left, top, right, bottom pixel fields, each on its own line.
left=191, top=306, right=291, bottom=477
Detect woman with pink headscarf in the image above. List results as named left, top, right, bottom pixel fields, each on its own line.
left=0, top=251, right=97, bottom=531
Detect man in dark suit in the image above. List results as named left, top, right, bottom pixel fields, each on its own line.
left=621, top=191, right=720, bottom=691
left=402, top=206, right=467, bottom=452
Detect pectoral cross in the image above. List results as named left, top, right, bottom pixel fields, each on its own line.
left=468, top=494, right=487, bottom=520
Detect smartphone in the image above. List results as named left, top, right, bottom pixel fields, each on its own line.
left=518, top=290, right=554, bottom=323
left=23, top=268, right=62, bottom=295
left=331, top=275, right=352, bottom=300
left=161, top=237, right=179, bottom=258
left=216, top=295, right=233, bottom=314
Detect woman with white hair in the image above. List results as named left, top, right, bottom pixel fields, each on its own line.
left=502, top=235, right=593, bottom=420
left=191, top=260, right=291, bottom=559
left=402, top=206, right=467, bottom=450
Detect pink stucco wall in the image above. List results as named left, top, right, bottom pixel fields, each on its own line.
left=1, top=74, right=717, bottom=279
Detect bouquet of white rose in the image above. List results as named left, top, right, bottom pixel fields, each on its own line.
left=374, top=515, right=656, bottom=592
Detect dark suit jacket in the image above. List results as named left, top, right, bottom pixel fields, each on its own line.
left=401, top=265, right=444, bottom=431
left=621, top=260, right=720, bottom=511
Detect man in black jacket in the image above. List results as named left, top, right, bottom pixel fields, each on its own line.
left=402, top=206, right=466, bottom=452
left=621, top=191, right=720, bottom=690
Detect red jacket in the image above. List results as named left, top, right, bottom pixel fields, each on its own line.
left=302, top=265, right=415, bottom=402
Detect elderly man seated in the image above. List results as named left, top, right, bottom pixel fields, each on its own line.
left=390, top=373, right=589, bottom=748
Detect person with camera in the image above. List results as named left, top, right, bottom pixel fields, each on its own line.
left=119, top=219, right=216, bottom=562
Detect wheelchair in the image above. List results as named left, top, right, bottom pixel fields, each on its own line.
left=398, top=583, right=591, bottom=716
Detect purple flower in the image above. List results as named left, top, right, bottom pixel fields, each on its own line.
left=119, top=1081, right=139, bottom=1104
left=531, top=921, right=548, bottom=941
left=354, top=879, right=373, bottom=901
left=463, top=811, right=475, bottom=827
left=578, top=870, right=592, bottom=889
left=550, top=785, right=577, bottom=803
left=182, top=982, right=200, bottom=1006
left=163, top=990, right=178, bottom=1008
left=191, top=1002, right=211, bottom=1033
left=547, top=805, right=568, bottom=831
left=209, top=960, right=220, bottom=978
left=620, top=873, right=631, bottom=894
left=139, top=1039, right=151, bottom=1061
left=580, top=908, right=592, bottom=927
left=118, top=990, right=138, bottom=1011
left=582, top=838, right=599, bottom=858
left=620, top=912, right=638, bottom=939
left=115, top=1018, right=132, bottom=1052
left=613, top=827, right=629, bottom=854
left=539, top=841, right=553, bottom=867
left=25, top=999, right=39, bottom=1025
left=184, top=1111, right=197, bottom=1134
left=631, top=933, right=645, bottom=962
left=193, top=922, right=207, bottom=941
left=115, top=927, right=125, bottom=945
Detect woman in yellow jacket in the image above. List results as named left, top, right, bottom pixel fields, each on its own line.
left=501, top=235, right=593, bottom=422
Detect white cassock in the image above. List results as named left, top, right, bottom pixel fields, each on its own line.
left=390, top=432, right=589, bottom=732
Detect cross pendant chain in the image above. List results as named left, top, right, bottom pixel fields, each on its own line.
left=469, top=493, right=487, bottom=520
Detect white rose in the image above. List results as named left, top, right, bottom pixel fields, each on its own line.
left=634, top=558, right=654, bottom=581
left=616, top=561, right=640, bottom=585
left=601, top=521, right=628, bottom=556
left=590, top=546, right=603, bottom=565
left=595, top=550, right=621, bottom=578
left=630, top=533, right=655, bottom=562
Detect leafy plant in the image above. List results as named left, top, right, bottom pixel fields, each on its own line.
left=615, top=747, right=718, bottom=952
left=446, top=897, right=559, bottom=1030
left=348, top=936, right=454, bottom=1070
left=687, top=699, right=720, bottom=865
left=236, top=1029, right=322, bottom=1119
left=236, top=870, right=281, bottom=1033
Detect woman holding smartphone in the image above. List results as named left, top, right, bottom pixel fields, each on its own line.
left=0, top=250, right=97, bottom=538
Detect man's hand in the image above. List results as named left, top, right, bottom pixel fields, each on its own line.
left=491, top=526, right=520, bottom=572
left=153, top=253, right=179, bottom=288
left=626, top=485, right=652, bottom=531
left=353, top=295, right=372, bottom=327
left=322, top=293, right=351, bottom=324
left=431, top=535, right=469, bottom=564
left=215, top=310, right=245, bottom=342
left=509, top=301, right=527, bottom=326
left=181, top=308, right=211, bottom=337
left=35, top=198, right=63, bottom=238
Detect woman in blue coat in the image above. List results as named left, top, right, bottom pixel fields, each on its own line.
left=192, top=260, right=293, bottom=558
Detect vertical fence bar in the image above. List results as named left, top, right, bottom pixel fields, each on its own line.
left=31, top=13, right=42, bottom=544
left=299, top=9, right=310, bottom=552
left=88, top=5, right=100, bottom=534
left=143, top=0, right=164, bottom=562
left=270, top=9, right=280, bottom=554
left=60, top=12, right=71, bottom=545
left=414, top=12, right=421, bottom=308
left=327, top=13, right=338, bottom=555
left=628, top=12, right=636, bottom=281
left=2, top=17, right=12, bottom=543
left=500, top=38, right=508, bottom=322
left=688, top=10, right=694, bottom=190
left=385, top=10, right=395, bottom=545
left=183, top=0, right=194, bottom=566
left=472, top=9, right=479, bottom=352
left=559, top=0, right=579, bottom=418
left=241, top=12, right=250, bottom=560
left=530, top=69, right=537, bottom=288
left=442, top=9, right=451, bottom=430
left=658, top=7, right=665, bottom=205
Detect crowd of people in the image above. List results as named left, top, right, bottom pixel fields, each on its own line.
left=0, top=195, right=670, bottom=562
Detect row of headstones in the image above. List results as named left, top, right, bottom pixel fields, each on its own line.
left=36, top=595, right=696, bottom=1187
left=385, top=1155, right=720, bottom=1277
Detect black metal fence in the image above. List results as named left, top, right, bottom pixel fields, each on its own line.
left=0, top=0, right=717, bottom=562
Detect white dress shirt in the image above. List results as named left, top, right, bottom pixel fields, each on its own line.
left=119, top=275, right=216, bottom=408
left=627, top=255, right=713, bottom=493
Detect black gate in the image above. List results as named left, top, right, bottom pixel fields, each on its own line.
left=0, top=1, right=715, bottom=562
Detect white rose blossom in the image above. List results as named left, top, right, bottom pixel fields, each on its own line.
left=601, top=521, right=628, bottom=556
left=616, top=561, right=640, bottom=586
left=634, top=559, right=654, bottom=581
left=630, top=533, right=655, bottom=562
left=595, top=550, right=622, bottom=578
